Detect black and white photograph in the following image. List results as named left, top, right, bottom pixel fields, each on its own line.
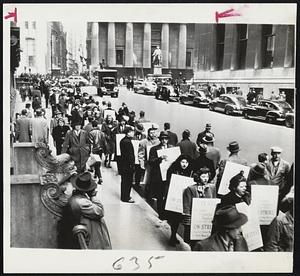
left=4, top=3, right=296, bottom=273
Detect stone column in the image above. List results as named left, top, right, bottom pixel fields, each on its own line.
left=125, top=23, right=133, bottom=67
left=161, top=23, right=169, bottom=68
left=284, top=25, right=294, bottom=68
left=230, top=24, right=239, bottom=70
left=210, top=24, right=218, bottom=71
left=107, top=22, right=116, bottom=67
left=91, top=22, right=99, bottom=66
left=254, top=25, right=263, bottom=69
left=178, top=24, right=187, bottom=69
left=143, top=23, right=151, bottom=68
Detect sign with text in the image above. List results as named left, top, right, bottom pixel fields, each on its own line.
left=132, top=140, right=140, bottom=165
left=218, top=161, right=250, bottom=195
left=165, top=174, right=195, bottom=213
left=251, top=185, right=279, bottom=225
left=236, top=202, right=263, bottom=251
left=104, top=109, right=116, bottom=120
left=191, top=198, right=220, bottom=240
left=116, top=134, right=125, bottom=156
left=157, top=147, right=181, bottom=181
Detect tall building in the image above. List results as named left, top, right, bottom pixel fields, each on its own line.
left=193, top=24, right=295, bottom=105
left=17, top=21, right=48, bottom=75
left=86, top=22, right=195, bottom=79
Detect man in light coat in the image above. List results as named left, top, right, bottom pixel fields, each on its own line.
left=30, top=109, right=49, bottom=144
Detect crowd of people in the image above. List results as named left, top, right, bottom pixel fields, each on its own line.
left=12, top=74, right=294, bottom=252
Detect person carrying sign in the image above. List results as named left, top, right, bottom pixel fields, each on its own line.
left=166, top=154, right=194, bottom=246
left=193, top=205, right=248, bottom=251
left=182, top=167, right=215, bottom=246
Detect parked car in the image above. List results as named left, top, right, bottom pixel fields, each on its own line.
left=143, top=81, right=157, bottom=95
left=179, top=89, right=211, bottom=107
left=67, top=75, right=89, bottom=86
left=155, top=78, right=178, bottom=101
left=133, top=81, right=144, bottom=93
left=243, top=100, right=294, bottom=124
left=285, top=112, right=294, bottom=128
left=96, top=69, right=119, bottom=97
left=209, top=94, right=247, bottom=115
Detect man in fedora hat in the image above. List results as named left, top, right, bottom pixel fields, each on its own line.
left=62, top=171, right=112, bottom=249
left=265, top=146, right=290, bottom=202
left=148, top=131, right=172, bottom=219
left=202, top=133, right=221, bottom=171
left=193, top=206, right=248, bottom=251
left=196, top=123, right=214, bottom=147
left=62, top=119, right=90, bottom=173
left=216, top=141, right=247, bottom=196
left=120, top=126, right=136, bottom=203
left=177, top=129, right=198, bottom=160
left=247, top=163, right=270, bottom=186
left=30, top=109, right=49, bottom=144
left=164, top=122, right=178, bottom=147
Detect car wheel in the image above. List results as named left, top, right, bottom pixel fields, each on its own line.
left=225, top=107, right=232, bottom=115
left=244, top=111, right=249, bottom=119
left=209, top=105, right=214, bottom=111
left=285, top=118, right=293, bottom=128
left=266, top=116, right=275, bottom=124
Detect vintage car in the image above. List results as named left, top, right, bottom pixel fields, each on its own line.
left=96, top=69, right=119, bottom=97
left=179, top=89, right=211, bottom=107
left=67, top=75, right=89, bottom=86
left=285, top=112, right=294, bottom=128
left=133, top=81, right=144, bottom=93
left=155, top=77, right=178, bottom=101
left=209, top=94, right=247, bottom=115
left=243, top=100, right=294, bottom=124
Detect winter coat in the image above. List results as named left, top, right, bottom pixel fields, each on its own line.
left=30, top=117, right=48, bottom=144
left=15, top=116, right=31, bottom=142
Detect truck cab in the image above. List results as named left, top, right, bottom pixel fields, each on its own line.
left=96, top=69, right=119, bottom=97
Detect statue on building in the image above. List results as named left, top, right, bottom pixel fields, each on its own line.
left=152, top=46, right=162, bottom=66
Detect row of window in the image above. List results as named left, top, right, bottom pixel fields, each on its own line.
left=25, top=21, right=36, bottom=30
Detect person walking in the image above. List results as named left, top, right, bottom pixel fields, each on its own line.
left=196, top=123, right=214, bottom=147
left=52, top=118, right=71, bottom=155
left=30, top=109, right=49, bottom=144
left=202, top=133, right=221, bottom=171
left=120, top=126, right=136, bottom=203
left=177, top=129, right=198, bottom=160
left=164, top=122, right=178, bottom=147
left=15, top=109, right=31, bottom=142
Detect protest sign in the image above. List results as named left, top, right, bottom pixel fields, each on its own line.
left=236, top=202, right=263, bottom=251
left=165, top=174, right=195, bottom=213
left=251, top=185, right=279, bottom=225
left=157, top=146, right=181, bottom=181
left=218, top=161, right=250, bottom=195
left=116, top=134, right=125, bottom=156
left=104, top=109, right=116, bottom=120
left=132, top=140, right=140, bottom=165
left=190, top=198, right=220, bottom=240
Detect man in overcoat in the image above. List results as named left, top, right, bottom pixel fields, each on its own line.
left=30, top=109, right=48, bottom=144
left=15, top=109, right=31, bottom=142
left=62, top=119, right=91, bottom=173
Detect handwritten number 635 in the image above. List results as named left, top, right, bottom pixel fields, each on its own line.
left=112, top=256, right=165, bottom=271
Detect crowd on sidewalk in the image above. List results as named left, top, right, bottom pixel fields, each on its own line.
left=11, top=75, right=294, bottom=252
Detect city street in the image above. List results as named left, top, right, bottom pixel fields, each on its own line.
left=90, top=86, right=295, bottom=165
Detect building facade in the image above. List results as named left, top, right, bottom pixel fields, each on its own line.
left=86, top=22, right=195, bottom=79
left=193, top=24, right=295, bottom=104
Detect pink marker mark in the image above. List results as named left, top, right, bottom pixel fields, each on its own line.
left=215, top=8, right=241, bottom=23
left=4, top=8, right=17, bottom=23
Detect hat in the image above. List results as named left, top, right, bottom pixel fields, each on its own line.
left=202, top=133, right=215, bottom=143
left=135, top=123, right=145, bottom=133
left=252, top=163, right=266, bottom=177
left=55, top=110, right=62, bottom=115
left=71, top=171, right=97, bottom=192
left=152, top=123, right=159, bottom=130
left=124, top=126, right=134, bottom=134
left=205, top=123, right=212, bottom=128
left=35, top=110, right=43, bottom=116
left=72, top=119, right=82, bottom=127
left=183, top=129, right=190, bottom=137
left=159, top=131, right=169, bottom=139
left=122, top=102, right=126, bottom=106
left=198, top=144, right=208, bottom=153
left=229, top=171, right=247, bottom=191
left=270, top=146, right=282, bottom=153
left=227, top=141, right=240, bottom=153
left=212, top=206, right=248, bottom=229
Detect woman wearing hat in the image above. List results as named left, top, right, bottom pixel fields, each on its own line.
left=166, top=154, right=194, bottom=246
left=52, top=118, right=71, bottom=155
left=218, top=171, right=251, bottom=210
left=182, top=167, right=216, bottom=246
left=193, top=205, right=248, bottom=251
left=62, top=172, right=112, bottom=249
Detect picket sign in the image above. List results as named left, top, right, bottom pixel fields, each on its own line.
left=165, top=174, right=195, bottom=213
left=116, top=134, right=125, bottom=156
left=190, top=198, right=220, bottom=240
left=131, top=140, right=140, bottom=165
left=218, top=161, right=250, bottom=195
left=104, top=109, right=116, bottom=120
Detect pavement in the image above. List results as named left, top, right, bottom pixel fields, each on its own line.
left=12, top=89, right=190, bottom=251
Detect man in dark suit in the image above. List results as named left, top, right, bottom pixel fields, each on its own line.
left=120, top=126, right=135, bottom=203
left=196, top=123, right=214, bottom=147
left=15, top=109, right=31, bottom=142
left=164, top=122, right=178, bottom=147
left=193, top=205, right=249, bottom=251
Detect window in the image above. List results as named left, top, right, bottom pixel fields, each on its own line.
left=32, top=22, right=36, bottom=29
left=26, top=38, right=35, bottom=56
left=216, top=24, right=225, bottom=70
left=28, top=56, right=35, bottom=67
left=237, top=24, right=248, bottom=69
left=262, top=25, right=275, bottom=68
left=25, top=21, right=28, bottom=29
left=186, top=51, right=192, bottom=67
left=116, top=49, right=124, bottom=65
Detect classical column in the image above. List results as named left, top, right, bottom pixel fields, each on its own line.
left=284, top=25, right=294, bottom=68
left=125, top=23, right=133, bottom=67
left=143, top=23, right=151, bottom=68
left=161, top=23, right=169, bottom=68
left=91, top=22, right=99, bottom=66
left=210, top=24, right=218, bottom=71
left=178, top=24, right=187, bottom=69
left=107, top=22, right=116, bottom=67
left=254, top=25, right=263, bottom=69
left=230, top=24, right=239, bottom=70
